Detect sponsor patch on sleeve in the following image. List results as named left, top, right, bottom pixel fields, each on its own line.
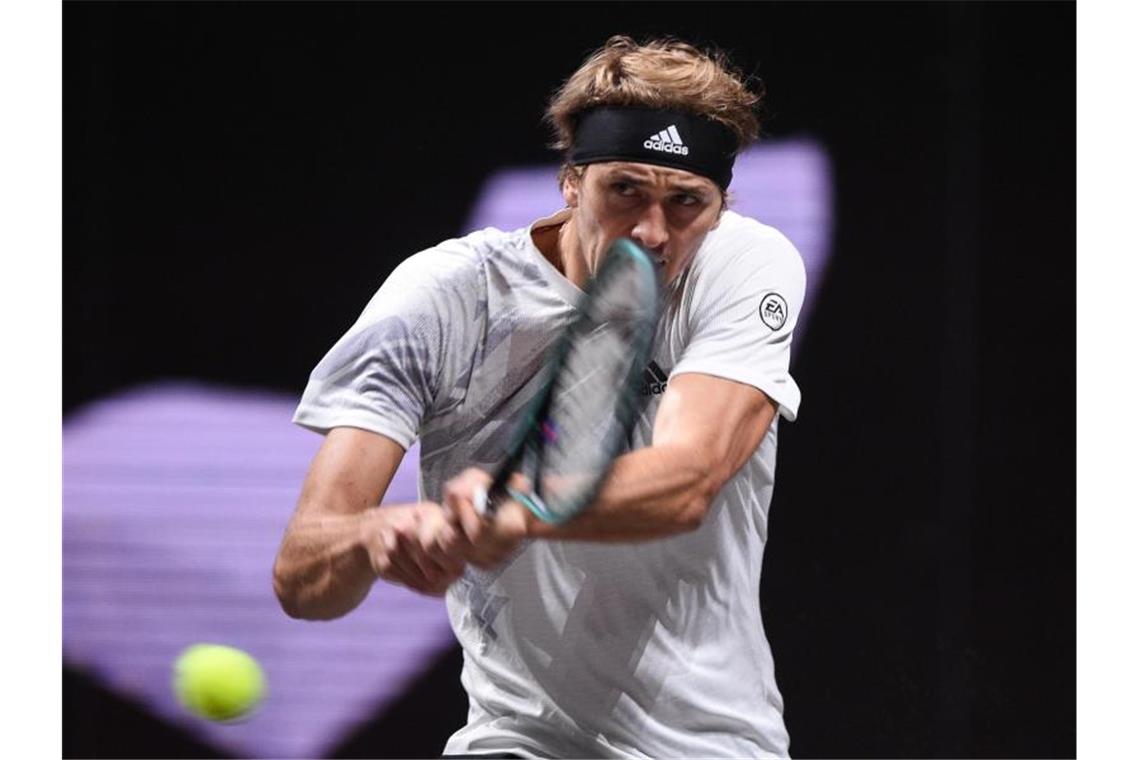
left=759, top=293, right=789, bottom=330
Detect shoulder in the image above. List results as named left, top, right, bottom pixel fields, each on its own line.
left=689, top=210, right=805, bottom=288
left=389, top=227, right=513, bottom=284
left=368, top=226, right=527, bottom=304
left=703, top=210, right=804, bottom=270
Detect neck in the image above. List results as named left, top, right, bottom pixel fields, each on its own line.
left=534, top=213, right=589, bottom=289
left=556, top=217, right=589, bottom=289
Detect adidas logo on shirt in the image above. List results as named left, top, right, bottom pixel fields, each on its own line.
left=643, top=125, right=690, bottom=156
left=640, top=361, right=669, bottom=396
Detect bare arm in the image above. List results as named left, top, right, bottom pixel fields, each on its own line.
left=272, top=427, right=464, bottom=620
left=532, top=372, right=776, bottom=540
left=444, top=372, right=778, bottom=553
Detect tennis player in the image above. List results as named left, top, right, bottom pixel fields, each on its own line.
left=274, top=36, right=805, bottom=758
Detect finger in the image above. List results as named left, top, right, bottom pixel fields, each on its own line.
left=471, top=499, right=530, bottom=569
left=506, top=472, right=534, bottom=495
left=495, top=496, right=532, bottom=539
left=382, top=559, right=430, bottom=591
left=465, top=548, right=503, bottom=571
left=416, top=512, right=467, bottom=576
left=445, top=483, right=486, bottom=544
left=374, top=520, right=448, bottom=593
left=465, top=529, right=516, bottom=569
left=402, top=513, right=467, bottom=587
left=391, top=545, right=453, bottom=595
left=395, top=528, right=450, bottom=587
left=372, top=532, right=422, bottom=587
left=466, top=545, right=516, bottom=571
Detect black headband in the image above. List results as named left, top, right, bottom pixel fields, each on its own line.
left=568, top=107, right=738, bottom=191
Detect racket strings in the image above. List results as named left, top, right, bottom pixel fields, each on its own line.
left=537, top=255, right=659, bottom=514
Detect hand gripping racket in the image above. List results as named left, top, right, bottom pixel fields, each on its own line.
left=473, top=238, right=663, bottom=523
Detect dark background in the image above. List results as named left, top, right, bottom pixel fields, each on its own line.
left=64, top=2, right=1075, bottom=758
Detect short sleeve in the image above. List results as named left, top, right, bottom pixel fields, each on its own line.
left=292, top=244, right=485, bottom=447
left=671, top=223, right=806, bottom=421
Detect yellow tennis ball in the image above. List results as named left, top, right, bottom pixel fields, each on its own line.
left=173, top=644, right=265, bottom=722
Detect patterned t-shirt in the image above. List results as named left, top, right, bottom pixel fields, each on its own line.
left=294, top=208, right=805, bottom=758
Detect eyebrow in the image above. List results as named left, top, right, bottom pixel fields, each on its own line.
left=608, top=171, right=712, bottom=195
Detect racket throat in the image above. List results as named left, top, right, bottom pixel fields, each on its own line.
left=474, top=483, right=559, bottom=525
left=506, top=487, right=565, bottom=524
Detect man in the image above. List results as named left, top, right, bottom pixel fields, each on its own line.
left=273, top=36, right=805, bottom=758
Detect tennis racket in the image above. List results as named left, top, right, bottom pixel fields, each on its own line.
left=473, top=237, right=663, bottom=524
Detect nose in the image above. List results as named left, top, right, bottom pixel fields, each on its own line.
left=630, top=203, right=668, bottom=254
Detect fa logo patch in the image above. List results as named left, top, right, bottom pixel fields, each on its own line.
left=759, top=293, right=788, bottom=330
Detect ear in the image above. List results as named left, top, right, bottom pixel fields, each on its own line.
left=561, top=168, right=581, bottom=208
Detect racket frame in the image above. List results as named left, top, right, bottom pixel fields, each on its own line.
left=477, top=238, right=661, bottom=523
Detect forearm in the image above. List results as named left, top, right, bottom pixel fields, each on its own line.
left=272, top=510, right=377, bottom=621
left=527, top=443, right=717, bottom=542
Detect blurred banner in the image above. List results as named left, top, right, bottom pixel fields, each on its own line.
left=63, top=385, right=452, bottom=759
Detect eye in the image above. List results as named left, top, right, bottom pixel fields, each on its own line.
left=673, top=193, right=703, bottom=207
left=611, top=181, right=638, bottom=196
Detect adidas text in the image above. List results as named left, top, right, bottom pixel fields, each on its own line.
left=644, top=125, right=689, bottom=156
left=640, top=361, right=670, bottom=396
left=643, top=139, right=689, bottom=155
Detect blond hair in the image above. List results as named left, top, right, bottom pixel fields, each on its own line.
left=546, top=35, right=763, bottom=187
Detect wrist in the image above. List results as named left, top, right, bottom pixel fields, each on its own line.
left=498, top=497, right=543, bottom=540
left=519, top=501, right=559, bottom=539
left=356, top=508, right=386, bottom=579
left=521, top=505, right=542, bottom=538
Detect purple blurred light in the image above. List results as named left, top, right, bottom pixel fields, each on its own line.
left=64, top=382, right=452, bottom=759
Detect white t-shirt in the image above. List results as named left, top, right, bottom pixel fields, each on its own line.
left=294, top=208, right=805, bottom=758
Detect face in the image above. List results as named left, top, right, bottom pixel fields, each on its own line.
left=562, top=162, right=724, bottom=285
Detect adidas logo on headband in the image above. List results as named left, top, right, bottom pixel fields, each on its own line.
left=570, top=108, right=734, bottom=189
left=643, top=125, right=690, bottom=156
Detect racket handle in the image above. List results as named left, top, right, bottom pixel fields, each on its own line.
left=472, top=480, right=518, bottom=519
